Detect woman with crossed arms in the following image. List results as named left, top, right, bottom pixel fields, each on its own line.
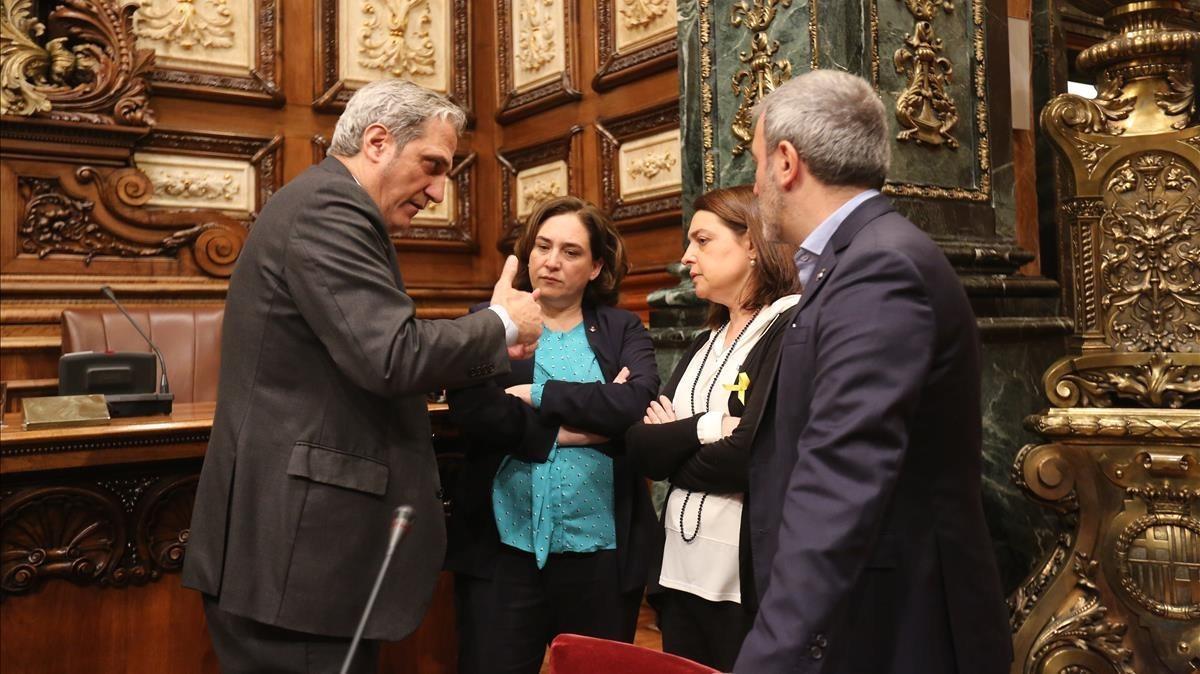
left=626, top=185, right=800, bottom=671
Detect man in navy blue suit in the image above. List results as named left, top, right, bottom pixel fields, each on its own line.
left=734, top=70, right=1011, bottom=673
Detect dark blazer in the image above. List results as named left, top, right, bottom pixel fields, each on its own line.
left=735, top=196, right=1011, bottom=673
left=625, top=311, right=792, bottom=608
left=445, top=304, right=661, bottom=593
left=182, top=157, right=510, bottom=641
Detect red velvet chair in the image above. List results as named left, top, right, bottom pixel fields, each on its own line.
left=548, top=634, right=719, bottom=674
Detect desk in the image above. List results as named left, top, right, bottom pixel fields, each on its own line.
left=0, top=402, right=460, bottom=674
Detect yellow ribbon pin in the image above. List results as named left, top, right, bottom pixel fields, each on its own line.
left=723, top=371, right=751, bottom=405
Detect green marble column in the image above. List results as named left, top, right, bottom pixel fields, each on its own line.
left=664, top=0, right=1070, bottom=592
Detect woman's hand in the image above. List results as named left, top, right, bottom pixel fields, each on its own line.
left=642, top=395, right=677, bottom=425
left=721, top=415, right=741, bottom=437
left=505, top=384, right=533, bottom=405
left=558, top=426, right=610, bottom=446
left=613, top=366, right=630, bottom=384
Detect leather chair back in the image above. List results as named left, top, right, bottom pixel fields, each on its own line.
left=61, top=307, right=225, bottom=404
left=548, top=634, right=718, bottom=673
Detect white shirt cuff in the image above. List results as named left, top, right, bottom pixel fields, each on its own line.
left=696, top=410, right=725, bottom=444
left=487, top=304, right=519, bottom=346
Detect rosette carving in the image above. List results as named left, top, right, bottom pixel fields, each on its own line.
left=1, top=0, right=156, bottom=124
left=0, top=487, right=127, bottom=594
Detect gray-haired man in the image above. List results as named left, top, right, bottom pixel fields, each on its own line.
left=183, top=80, right=542, bottom=674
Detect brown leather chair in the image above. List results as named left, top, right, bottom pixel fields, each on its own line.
left=61, top=307, right=224, bottom=404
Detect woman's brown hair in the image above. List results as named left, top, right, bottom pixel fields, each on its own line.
left=512, top=196, right=630, bottom=307
left=692, top=185, right=800, bottom=328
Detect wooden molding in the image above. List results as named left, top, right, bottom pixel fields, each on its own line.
left=495, top=0, right=582, bottom=123
left=495, top=127, right=583, bottom=251
left=596, top=101, right=681, bottom=231
left=592, top=0, right=678, bottom=91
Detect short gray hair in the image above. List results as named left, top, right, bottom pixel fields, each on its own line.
left=753, top=70, right=890, bottom=189
left=328, top=80, right=467, bottom=157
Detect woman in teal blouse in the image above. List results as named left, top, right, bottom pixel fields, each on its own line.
left=447, top=197, right=661, bottom=674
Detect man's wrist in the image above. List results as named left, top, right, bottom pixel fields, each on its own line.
left=487, top=305, right=519, bottom=346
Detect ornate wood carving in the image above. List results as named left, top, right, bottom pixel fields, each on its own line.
left=596, top=101, right=681, bottom=231
left=10, top=163, right=248, bottom=277
left=495, top=0, right=581, bottom=123
left=136, top=0, right=283, bottom=106
left=134, top=474, right=198, bottom=573
left=496, top=126, right=582, bottom=250
left=313, top=0, right=471, bottom=117
left=138, top=128, right=283, bottom=215
left=593, top=0, right=677, bottom=91
left=1, top=0, right=156, bottom=125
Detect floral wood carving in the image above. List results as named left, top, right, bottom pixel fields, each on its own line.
left=134, top=0, right=235, bottom=49
left=517, top=0, right=555, bottom=73
left=729, top=0, right=792, bottom=156
left=149, top=170, right=241, bottom=202
left=0, top=0, right=156, bottom=125
left=620, top=0, right=669, bottom=29
left=134, top=475, right=198, bottom=573
left=358, top=0, right=436, bottom=77
left=0, top=487, right=127, bottom=594
left=596, top=101, right=680, bottom=228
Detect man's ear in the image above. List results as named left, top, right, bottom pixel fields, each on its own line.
left=775, top=139, right=802, bottom=191
left=360, top=124, right=391, bottom=164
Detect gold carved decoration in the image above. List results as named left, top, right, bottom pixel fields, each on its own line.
left=628, top=151, right=676, bottom=180
left=150, top=170, right=242, bottom=203
left=1099, top=152, right=1200, bottom=353
left=1018, top=3, right=1200, bottom=672
left=699, top=0, right=714, bottom=185
left=516, top=0, right=555, bottom=73
left=134, top=0, right=235, bottom=50
left=358, top=0, right=436, bottom=77
left=892, top=0, right=957, bottom=148
left=620, top=0, right=669, bottom=30
left=0, top=0, right=155, bottom=125
left=728, top=0, right=792, bottom=156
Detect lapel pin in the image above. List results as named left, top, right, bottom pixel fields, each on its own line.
left=588, top=325, right=597, bottom=333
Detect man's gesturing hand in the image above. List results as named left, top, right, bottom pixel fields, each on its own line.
left=491, top=255, right=542, bottom=353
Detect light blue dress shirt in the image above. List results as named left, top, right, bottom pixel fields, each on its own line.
left=492, top=322, right=617, bottom=568
left=793, top=189, right=880, bottom=288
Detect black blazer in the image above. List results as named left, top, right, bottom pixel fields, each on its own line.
left=445, top=303, right=661, bottom=593
left=625, top=311, right=791, bottom=608
left=735, top=196, right=1011, bottom=674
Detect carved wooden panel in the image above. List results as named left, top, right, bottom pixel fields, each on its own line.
left=596, top=101, right=681, bottom=231
left=593, top=0, right=677, bottom=91
left=134, top=0, right=284, bottom=105
left=137, top=129, right=284, bottom=217
left=496, top=126, right=582, bottom=246
left=314, top=0, right=472, bottom=115
left=495, top=0, right=581, bottom=123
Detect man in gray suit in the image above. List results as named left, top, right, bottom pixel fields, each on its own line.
left=182, top=80, right=542, bottom=674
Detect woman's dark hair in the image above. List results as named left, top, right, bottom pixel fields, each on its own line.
left=692, top=185, right=800, bottom=328
left=512, top=196, right=630, bottom=307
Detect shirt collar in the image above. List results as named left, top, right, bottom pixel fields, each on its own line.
left=797, top=189, right=880, bottom=258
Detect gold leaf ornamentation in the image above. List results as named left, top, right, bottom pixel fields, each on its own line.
left=134, top=0, right=234, bottom=50
left=1099, top=152, right=1200, bottom=352
left=728, top=0, right=792, bottom=156
left=1, top=0, right=80, bottom=116
left=358, top=0, right=436, bottom=77
left=619, top=0, right=669, bottom=30
left=516, top=0, right=555, bottom=74
left=893, top=19, right=958, bottom=148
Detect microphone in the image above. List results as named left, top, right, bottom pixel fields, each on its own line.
left=101, top=285, right=170, bottom=395
left=339, top=505, right=415, bottom=674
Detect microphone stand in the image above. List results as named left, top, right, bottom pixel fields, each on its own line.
left=339, top=505, right=414, bottom=674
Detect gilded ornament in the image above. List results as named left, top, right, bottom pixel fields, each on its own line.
left=1072, top=136, right=1114, bottom=175
left=619, top=0, right=669, bottom=31
left=1156, top=70, right=1196, bottom=132
left=1046, top=353, right=1200, bottom=409
left=358, top=0, right=436, bottom=78
left=0, top=0, right=79, bottom=116
left=893, top=20, right=958, bottom=148
left=516, top=0, right=555, bottom=74
left=628, top=151, right=676, bottom=180
left=134, top=0, right=234, bottom=50
left=1098, top=152, right=1200, bottom=353
left=1027, top=553, right=1136, bottom=674
left=728, top=0, right=792, bottom=156
left=897, top=0, right=952, bottom=21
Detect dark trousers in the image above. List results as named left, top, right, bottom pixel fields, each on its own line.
left=455, top=546, right=643, bottom=674
left=203, top=596, right=380, bottom=674
left=658, top=587, right=754, bottom=672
